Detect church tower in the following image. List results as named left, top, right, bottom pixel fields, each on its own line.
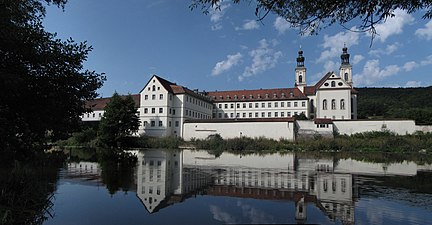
left=295, top=49, right=307, bottom=92
left=339, top=44, right=353, bottom=86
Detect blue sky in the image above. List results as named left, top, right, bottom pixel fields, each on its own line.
left=43, top=0, right=432, bottom=97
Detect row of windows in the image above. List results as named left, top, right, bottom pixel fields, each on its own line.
left=143, top=120, right=180, bottom=127
left=322, top=99, right=345, bottom=110
left=185, top=109, right=211, bottom=119
left=215, top=111, right=305, bottom=119
left=144, top=107, right=176, bottom=115
left=218, top=101, right=306, bottom=110
left=185, top=96, right=212, bottom=109
left=213, top=92, right=295, bottom=100
left=83, top=112, right=102, bottom=118
left=144, top=93, right=172, bottom=101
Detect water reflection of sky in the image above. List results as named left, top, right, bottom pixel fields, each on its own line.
left=44, top=150, right=432, bottom=225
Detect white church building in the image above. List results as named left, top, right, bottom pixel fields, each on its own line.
left=83, top=47, right=418, bottom=140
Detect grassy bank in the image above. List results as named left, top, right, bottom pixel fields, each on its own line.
left=56, top=129, right=432, bottom=154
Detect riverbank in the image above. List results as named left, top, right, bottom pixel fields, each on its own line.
left=57, top=130, right=432, bottom=154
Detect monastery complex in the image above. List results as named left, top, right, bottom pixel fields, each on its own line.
left=82, top=47, right=424, bottom=140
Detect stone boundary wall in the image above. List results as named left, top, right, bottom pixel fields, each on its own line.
left=333, top=120, right=416, bottom=135
left=415, top=125, right=432, bottom=133
left=183, top=121, right=295, bottom=141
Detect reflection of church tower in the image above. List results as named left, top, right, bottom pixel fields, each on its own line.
left=295, top=49, right=307, bottom=93
left=295, top=195, right=307, bottom=223
left=339, top=44, right=353, bottom=86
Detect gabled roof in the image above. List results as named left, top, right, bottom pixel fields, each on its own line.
left=85, top=94, right=140, bottom=110
left=304, top=72, right=358, bottom=95
left=206, top=87, right=308, bottom=102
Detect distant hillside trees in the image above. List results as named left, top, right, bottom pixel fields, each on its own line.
left=357, top=87, right=432, bottom=124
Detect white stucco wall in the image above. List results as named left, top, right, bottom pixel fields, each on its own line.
left=333, top=120, right=416, bottom=135
left=183, top=120, right=295, bottom=141
left=416, top=125, right=432, bottom=133
left=81, top=110, right=104, bottom=121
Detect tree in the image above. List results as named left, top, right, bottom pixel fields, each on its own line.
left=190, top=0, right=432, bottom=37
left=98, top=93, right=140, bottom=147
left=0, top=0, right=105, bottom=156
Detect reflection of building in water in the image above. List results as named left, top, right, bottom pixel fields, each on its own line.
left=66, top=162, right=102, bottom=185
left=136, top=150, right=213, bottom=213
left=135, top=149, right=431, bottom=223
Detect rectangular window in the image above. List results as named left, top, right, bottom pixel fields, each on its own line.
left=144, top=121, right=148, bottom=126
left=268, top=102, right=271, bottom=108
left=281, top=112, right=285, bottom=117
left=175, top=121, right=179, bottom=127
left=275, top=112, right=278, bottom=117
left=288, top=112, right=291, bottom=117
left=224, top=104, right=228, bottom=109
left=249, top=113, right=252, bottom=118
left=242, top=113, right=246, bottom=118
left=262, top=112, right=265, bottom=117
left=145, top=95, right=148, bottom=100
left=268, top=112, right=271, bottom=117
left=218, top=113, right=222, bottom=118
left=151, top=121, right=155, bottom=127
left=159, top=108, right=163, bottom=113
left=152, top=94, right=156, bottom=100
left=262, top=103, right=265, bottom=108
left=159, top=94, right=163, bottom=100
left=231, top=103, right=234, bottom=108
left=288, top=102, right=291, bottom=107
left=302, top=101, right=306, bottom=107
left=151, top=108, right=155, bottom=113
left=219, top=104, right=222, bottom=108
left=255, top=112, right=258, bottom=117
left=224, top=113, right=228, bottom=118
left=173, top=109, right=175, bottom=115
left=243, top=103, right=246, bottom=108
left=169, top=121, right=171, bottom=127
left=255, top=103, right=259, bottom=108
left=236, top=103, right=240, bottom=108
left=236, top=113, right=240, bottom=118
left=144, top=108, right=148, bottom=114
left=158, top=121, right=163, bottom=127
left=230, top=113, right=234, bottom=118
left=275, top=102, right=278, bottom=107
left=294, top=102, right=298, bottom=107
left=249, top=103, right=252, bottom=108
left=281, top=102, right=285, bottom=107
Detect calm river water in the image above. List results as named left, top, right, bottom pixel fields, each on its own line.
left=42, top=149, right=432, bottom=225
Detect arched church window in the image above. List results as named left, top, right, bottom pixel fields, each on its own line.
left=340, top=99, right=345, bottom=110
left=299, top=75, right=303, bottom=83
left=323, top=99, right=327, bottom=110
left=152, top=85, right=156, bottom=91
left=331, top=99, right=336, bottom=110
left=331, top=81, right=336, bottom=87
left=344, top=72, right=349, bottom=81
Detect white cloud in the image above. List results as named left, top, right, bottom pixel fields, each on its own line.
left=405, top=80, right=422, bottom=87
left=421, top=55, right=432, bottom=65
left=317, top=28, right=360, bottom=63
left=209, top=3, right=230, bottom=30
left=415, top=20, right=432, bottom=40
left=403, top=61, right=419, bottom=72
left=354, top=59, right=400, bottom=86
left=352, top=55, right=365, bottom=65
left=240, top=39, right=282, bottom=81
left=369, top=43, right=400, bottom=57
left=323, top=60, right=337, bottom=72
left=274, top=17, right=291, bottom=34
left=211, top=52, right=243, bottom=76
left=235, top=20, right=259, bottom=31
left=209, top=205, right=237, bottom=224
left=373, top=9, right=414, bottom=42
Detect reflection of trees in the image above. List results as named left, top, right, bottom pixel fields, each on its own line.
left=98, top=150, right=137, bottom=195
left=0, top=157, right=63, bottom=225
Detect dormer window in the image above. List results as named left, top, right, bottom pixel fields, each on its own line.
left=281, top=93, right=285, bottom=98
left=249, top=94, right=253, bottom=99
left=227, top=95, right=230, bottom=99
left=234, top=95, right=238, bottom=99
left=273, top=93, right=277, bottom=98
left=257, top=94, right=261, bottom=99
left=242, top=95, right=245, bottom=99
left=290, top=91, right=294, bottom=97
left=219, top=96, right=223, bottom=99
left=265, top=94, right=269, bottom=99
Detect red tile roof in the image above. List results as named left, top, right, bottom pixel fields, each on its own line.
left=314, top=118, right=333, bottom=124
left=206, top=87, right=307, bottom=102
left=184, top=118, right=296, bottom=123
left=85, top=94, right=140, bottom=110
